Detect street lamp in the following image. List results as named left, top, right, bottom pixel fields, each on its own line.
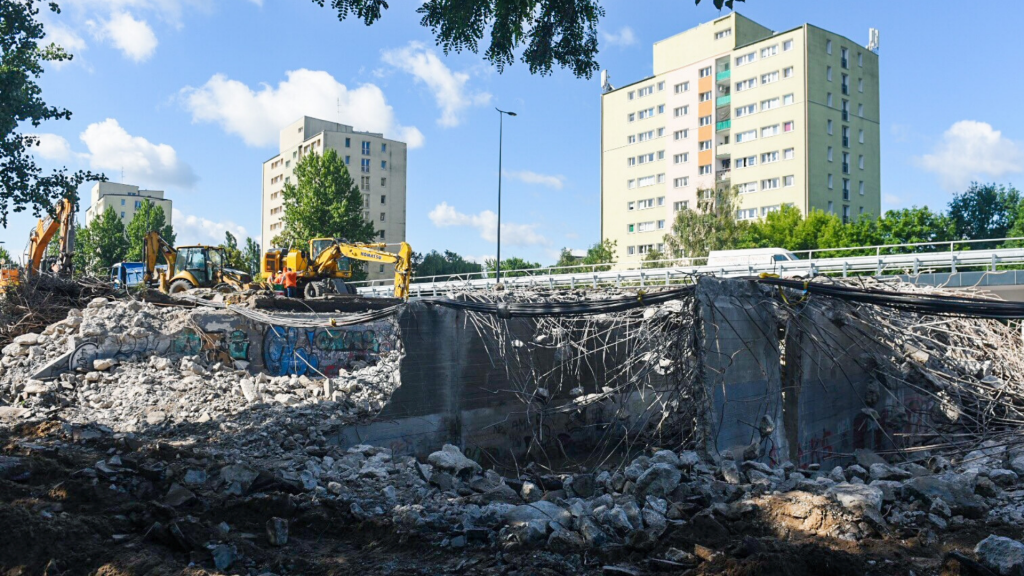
left=495, top=108, right=517, bottom=285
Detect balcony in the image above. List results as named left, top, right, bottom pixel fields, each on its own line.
left=842, top=85, right=849, bottom=96
left=841, top=57, right=849, bottom=69
left=842, top=163, right=850, bottom=174
left=842, top=190, right=851, bottom=201
left=716, top=94, right=731, bottom=107
left=716, top=143, right=732, bottom=157
left=716, top=120, right=732, bottom=131
left=716, top=69, right=731, bottom=82
left=842, top=137, right=850, bottom=148
left=716, top=169, right=731, bottom=183
left=842, top=110, right=849, bottom=122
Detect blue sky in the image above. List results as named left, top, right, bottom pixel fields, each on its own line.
left=9, top=0, right=1024, bottom=265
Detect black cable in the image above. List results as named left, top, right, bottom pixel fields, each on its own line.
left=428, top=285, right=696, bottom=317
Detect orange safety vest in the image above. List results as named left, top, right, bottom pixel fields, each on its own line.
left=282, top=270, right=298, bottom=288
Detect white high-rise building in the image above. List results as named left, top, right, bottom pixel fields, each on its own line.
left=84, top=182, right=173, bottom=227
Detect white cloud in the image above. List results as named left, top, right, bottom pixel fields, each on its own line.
left=44, top=22, right=88, bottom=68
left=503, top=169, right=565, bottom=190
left=381, top=42, right=491, bottom=127
left=172, top=208, right=247, bottom=246
left=25, top=134, right=73, bottom=161
left=89, top=11, right=158, bottom=62
left=601, top=26, right=637, bottom=48
left=80, top=118, right=197, bottom=188
left=428, top=202, right=548, bottom=247
left=180, top=69, right=424, bottom=148
left=917, top=121, right=1024, bottom=191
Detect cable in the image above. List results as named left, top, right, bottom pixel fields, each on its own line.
left=427, top=285, right=696, bottom=318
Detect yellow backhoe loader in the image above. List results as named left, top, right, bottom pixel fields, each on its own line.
left=26, top=198, right=75, bottom=280
left=143, top=231, right=252, bottom=294
left=262, top=238, right=412, bottom=299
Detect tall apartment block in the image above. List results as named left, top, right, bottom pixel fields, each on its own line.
left=261, top=117, right=408, bottom=281
left=601, top=13, right=880, bottom=267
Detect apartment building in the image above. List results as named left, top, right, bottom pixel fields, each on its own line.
left=261, top=117, right=408, bottom=282
left=601, top=13, right=880, bottom=267
left=84, top=182, right=173, bottom=227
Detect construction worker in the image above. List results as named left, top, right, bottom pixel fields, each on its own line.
left=282, top=267, right=299, bottom=298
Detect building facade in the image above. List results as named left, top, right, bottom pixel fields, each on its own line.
left=261, top=117, right=408, bottom=282
left=84, top=182, right=173, bottom=227
left=601, top=13, right=880, bottom=267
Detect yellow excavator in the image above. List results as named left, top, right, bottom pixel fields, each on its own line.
left=26, top=198, right=76, bottom=280
left=262, top=238, right=412, bottom=299
left=143, top=231, right=252, bottom=294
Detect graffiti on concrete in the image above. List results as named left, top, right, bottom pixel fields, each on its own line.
left=263, top=321, right=399, bottom=377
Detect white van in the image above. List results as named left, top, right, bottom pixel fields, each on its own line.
left=706, top=248, right=800, bottom=270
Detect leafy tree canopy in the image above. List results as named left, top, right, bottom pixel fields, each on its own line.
left=74, top=206, right=128, bottom=276
left=663, top=188, right=747, bottom=259
left=411, top=249, right=482, bottom=282
left=124, top=200, right=174, bottom=262
left=1, top=0, right=104, bottom=226
left=948, top=182, right=1021, bottom=248
left=484, top=256, right=540, bottom=278
left=219, top=231, right=246, bottom=271
left=313, top=0, right=742, bottom=79
left=241, top=236, right=261, bottom=278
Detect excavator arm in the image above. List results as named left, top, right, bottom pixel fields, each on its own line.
left=143, top=231, right=177, bottom=289
left=27, top=198, right=75, bottom=279
left=334, top=242, right=413, bottom=300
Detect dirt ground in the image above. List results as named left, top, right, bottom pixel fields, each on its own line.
left=0, top=419, right=1019, bottom=576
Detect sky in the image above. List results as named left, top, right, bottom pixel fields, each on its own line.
left=8, top=0, right=1024, bottom=266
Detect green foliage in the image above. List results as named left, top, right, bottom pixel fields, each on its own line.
left=948, top=183, right=1021, bottom=248
left=1, top=0, right=104, bottom=227
left=219, top=231, right=246, bottom=270
left=242, top=237, right=261, bottom=278
left=0, top=246, right=10, bottom=264
left=484, top=256, right=541, bottom=278
left=124, top=200, right=174, bottom=262
left=663, top=188, right=747, bottom=259
left=553, top=239, right=617, bottom=272
left=641, top=249, right=670, bottom=269
left=876, top=207, right=955, bottom=251
left=74, top=207, right=129, bottom=275
left=411, top=250, right=482, bottom=281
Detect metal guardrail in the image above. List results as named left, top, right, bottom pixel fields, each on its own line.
left=352, top=238, right=1024, bottom=298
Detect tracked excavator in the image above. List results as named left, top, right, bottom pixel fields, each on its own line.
left=262, top=238, right=412, bottom=299
left=143, top=231, right=252, bottom=294
left=26, top=198, right=76, bottom=280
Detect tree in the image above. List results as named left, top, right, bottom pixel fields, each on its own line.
left=0, top=246, right=10, bottom=264
left=219, top=231, right=246, bottom=270
left=313, top=0, right=742, bottom=79
left=75, top=207, right=128, bottom=275
left=877, top=207, right=954, bottom=251
left=242, top=237, right=261, bottom=278
left=663, top=187, right=747, bottom=259
left=1, top=0, right=104, bottom=227
left=484, top=256, right=540, bottom=278
left=411, top=249, right=482, bottom=281
left=947, top=183, right=1021, bottom=247
left=553, top=239, right=617, bottom=272
left=124, top=200, right=174, bottom=262
left=641, top=249, right=670, bottom=269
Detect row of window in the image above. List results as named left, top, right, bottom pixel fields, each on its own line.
left=626, top=243, right=665, bottom=256
left=627, top=197, right=666, bottom=211
left=626, top=127, right=666, bottom=145
left=735, top=121, right=796, bottom=143
left=825, top=176, right=868, bottom=197
left=626, top=219, right=667, bottom=234
left=628, top=104, right=667, bottom=122
left=736, top=205, right=787, bottom=221
left=826, top=147, right=867, bottom=171
left=343, top=138, right=388, bottom=154
left=734, top=40, right=795, bottom=69
left=627, top=151, right=665, bottom=166
left=826, top=40, right=865, bottom=69
left=735, top=67, right=794, bottom=92
left=627, top=174, right=666, bottom=189
left=737, top=176, right=796, bottom=193
left=733, top=148, right=796, bottom=169
left=735, top=94, right=795, bottom=118
left=343, top=156, right=389, bottom=171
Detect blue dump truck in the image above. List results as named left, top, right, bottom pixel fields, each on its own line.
left=110, top=262, right=146, bottom=289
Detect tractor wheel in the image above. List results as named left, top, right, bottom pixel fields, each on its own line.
left=303, top=282, right=322, bottom=299
left=167, top=279, right=195, bottom=294
left=213, top=283, right=238, bottom=293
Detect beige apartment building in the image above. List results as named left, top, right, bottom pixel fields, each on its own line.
left=261, top=117, right=408, bottom=282
left=84, top=182, right=173, bottom=227
left=601, top=13, right=880, bottom=267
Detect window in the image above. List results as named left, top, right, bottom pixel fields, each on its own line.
left=858, top=52, right=863, bottom=67
left=761, top=97, right=780, bottom=111
left=828, top=174, right=834, bottom=189
left=345, top=137, right=351, bottom=147
left=761, top=124, right=780, bottom=138
left=638, top=85, right=654, bottom=97
left=657, top=196, right=665, bottom=206
left=628, top=91, right=635, bottom=100
left=735, top=103, right=756, bottom=117
left=827, top=66, right=832, bottom=81
left=859, top=181, right=865, bottom=195
left=378, top=230, right=386, bottom=239
left=627, top=135, right=636, bottom=144
left=362, top=141, right=371, bottom=154
left=638, top=107, right=655, bottom=119
left=627, top=246, right=636, bottom=255
left=657, top=104, right=666, bottom=114
left=699, top=66, right=712, bottom=77
left=380, top=212, right=386, bottom=222
left=736, top=129, right=757, bottom=143
left=827, top=93, right=833, bottom=107
left=858, top=103, right=864, bottom=117
left=674, top=82, right=689, bottom=93
left=673, top=177, right=689, bottom=188
left=657, top=127, right=665, bottom=137
left=827, top=119, right=833, bottom=134
left=674, top=106, right=688, bottom=117
left=826, top=39, right=832, bottom=54
left=364, top=195, right=369, bottom=207
left=735, top=155, right=756, bottom=168
left=345, top=155, right=351, bottom=165
left=698, top=140, right=712, bottom=151
left=673, top=153, right=689, bottom=164
left=827, top=200, right=834, bottom=213
left=783, top=121, right=794, bottom=133
left=783, top=148, right=794, bottom=160
left=638, top=153, right=655, bottom=164
left=381, top=194, right=386, bottom=204
left=674, top=129, right=689, bottom=140
left=738, top=182, right=757, bottom=194
left=657, top=81, right=665, bottom=91
left=760, top=72, right=777, bottom=85
left=858, top=78, right=864, bottom=93
left=859, top=155, right=865, bottom=169
left=859, top=129, right=865, bottom=144
left=714, top=28, right=732, bottom=40
left=842, top=74, right=850, bottom=94
left=735, top=78, right=757, bottom=92
left=841, top=47, right=849, bottom=63
left=673, top=201, right=688, bottom=211
left=699, top=91, right=713, bottom=102
left=843, top=205, right=851, bottom=221
left=698, top=115, right=713, bottom=126
left=359, top=158, right=371, bottom=174
left=842, top=125, right=851, bottom=145
left=736, top=52, right=756, bottom=66
left=783, top=39, right=794, bottom=51
left=627, top=179, right=636, bottom=189
left=761, top=205, right=781, bottom=216
left=784, top=175, right=795, bottom=187
left=639, top=130, right=654, bottom=142
left=381, top=160, right=387, bottom=169
left=381, top=143, right=387, bottom=153
left=698, top=164, right=713, bottom=175
left=628, top=113, right=635, bottom=122
left=761, top=45, right=778, bottom=58
left=783, top=93, right=794, bottom=105
left=827, top=146, right=833, bottom=162
left=121, top=199, right=125, bottom=206
left=627, top=223, right=635, bottom=233
left=121, top=211, right=125, bottom=218
left=657, top=150, right=665, bottom=159
left=361, top=175, right=371, bottom=190
left=638, top=176, right=655, bottom=187
left=761, top=151, right=779, bottom=164
left=628, top=201, right=635, bottom=210
left=737, top=208, right=757, bottom=221
left=783, top=66, right=794, bottom=78
left=381, top=177, right=387, bottom=186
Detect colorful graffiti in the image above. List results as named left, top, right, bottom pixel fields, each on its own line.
left=262, top=321, right=399, bottom=377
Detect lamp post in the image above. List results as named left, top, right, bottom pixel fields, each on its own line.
left=495, top=108, right=517, bottom=284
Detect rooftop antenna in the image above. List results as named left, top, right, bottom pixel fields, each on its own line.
left=867, top=28, right=880, bottom=52
left=601, top=70, right=614, bottom=93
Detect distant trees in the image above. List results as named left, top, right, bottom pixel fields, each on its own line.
left=411, top=250, right=482, bottom=282
left=124, top=200, right=174, bottom=262
left=663, top=188, right=746, bottom=259
left=74, top=207, right=129, bottom=275
left=553, top=239, right=617, bottom=272
left=484, top=256, right=541, bottom=278
left=241, top=237, right=262, bottom=278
